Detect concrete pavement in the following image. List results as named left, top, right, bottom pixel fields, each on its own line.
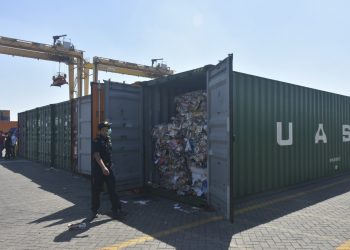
left=1, top=159, right=350, bottom=249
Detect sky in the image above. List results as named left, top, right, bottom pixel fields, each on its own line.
left=0, top=0, right=349, bottom=121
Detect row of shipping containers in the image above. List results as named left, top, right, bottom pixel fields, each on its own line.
left=18, top=101, right=73, bottom=170
left=18, top=55, right=350, bottom=222
left=101, top=55, right=350, bottom=221
left=18, top=97, right=92, bottom=173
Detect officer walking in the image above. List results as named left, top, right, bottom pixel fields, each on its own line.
left=91, top=121, right=122, bottom=219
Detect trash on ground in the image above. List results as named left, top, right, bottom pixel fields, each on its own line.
left=173, top=203, right=199, bottom=214
left=67, top=222, right=86, bottom=230
left=133, top=200, right=150, bottom=205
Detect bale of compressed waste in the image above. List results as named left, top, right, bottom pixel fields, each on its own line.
left=152, top=90, right=208, bottom=197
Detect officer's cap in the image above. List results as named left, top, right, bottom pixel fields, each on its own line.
left=98, top=121, right=112, bottom=130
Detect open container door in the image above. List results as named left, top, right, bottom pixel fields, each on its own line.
left=104, top=80, right=144, bottom=190
left=207, top=54, right=234, bottom=221
left=77, top=96, right=92, bottom=175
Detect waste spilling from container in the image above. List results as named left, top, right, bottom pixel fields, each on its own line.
left=152, top=90, right=208, bottom=198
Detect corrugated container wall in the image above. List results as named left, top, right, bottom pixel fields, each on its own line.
left=77, top=96, right=92, bottom=175
left=103, top=81, right=144, bottom=190
left=0, top=110, right=10, bottom=121
left=18, top=100, right=74, bottom=171
left=71, top=99, right=78, bottom=173
left=232, top=72, right=350, bottom=198
left=54, top=101, right=72, bottom=170
left=37, top=105, right=53, bottom=166
left=18, top=112, right=27, bottom=158
left=26, top=109, right=38, bottom=161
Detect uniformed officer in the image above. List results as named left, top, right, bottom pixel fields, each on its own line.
left=91, top=121, right=122, bottom=219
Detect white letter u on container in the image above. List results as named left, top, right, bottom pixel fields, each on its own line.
left=277, top=122, right=293, bottom=146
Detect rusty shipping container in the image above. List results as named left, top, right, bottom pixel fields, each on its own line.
left=0, top=121, right=18, bottom=133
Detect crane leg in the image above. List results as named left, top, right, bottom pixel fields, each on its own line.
left=93, top=63, right=98, bottom=83
left=84, top=67, right=89, bottom=96
left=77, top=58, right=83, bottom=97
left=69, top=64, right=74, bottom=100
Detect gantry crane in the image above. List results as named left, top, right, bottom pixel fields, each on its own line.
left=84, top=56, right=173, bottom=83
left=0, top=35, right=174, bottom=99
left=0, top=35, right=84, bottom=99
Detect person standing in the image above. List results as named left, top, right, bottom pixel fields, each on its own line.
left=90, top=121, right=122, bottom=220
left=11, top=132, right=17, bottom=159
left=5, top=133, right=12, bottom=159
left=0, top=131, right=5, bottom=158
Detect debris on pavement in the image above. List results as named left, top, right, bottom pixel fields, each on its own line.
left=67, top=222, right=87, bottom=230
left=173, top=203, right=200, bottom=214
left=133, top=200, right=151, bottom=205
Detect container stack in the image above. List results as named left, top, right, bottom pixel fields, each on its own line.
left=152, top=90, right=208, bottom=197
left=18, top=100, right=72, bottom=170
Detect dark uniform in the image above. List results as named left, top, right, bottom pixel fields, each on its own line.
left=5, top=134, right=13, bottom=160
left=91, top=123, right=121, bottom=216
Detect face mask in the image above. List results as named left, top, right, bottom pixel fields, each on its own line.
left=107, top=128, right=112, bottom=136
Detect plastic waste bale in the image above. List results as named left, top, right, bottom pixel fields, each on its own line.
left=153, top=90, right=208, bottom=198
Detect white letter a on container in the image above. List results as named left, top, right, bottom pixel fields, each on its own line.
left=315, top=124, right=327, bottom=144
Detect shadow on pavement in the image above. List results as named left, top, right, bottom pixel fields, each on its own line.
left=54, top=218, right=112, bottom=242
left=1, top=159, right=92, bottom=227
left=2, top=159, right=350, bottom=249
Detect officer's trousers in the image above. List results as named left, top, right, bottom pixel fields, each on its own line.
left=91, top=167, right=121, bottom=213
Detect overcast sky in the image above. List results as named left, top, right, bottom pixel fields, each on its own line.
left=1, top=0, right=349, bottom=120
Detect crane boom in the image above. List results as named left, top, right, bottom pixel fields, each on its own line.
left=0, top=46, right=72, bottom=63
left=84, top=56, right=173, bottom=81
left=0, top=35, right=174, bottom=99
left=0, top=36, right=83, bottom=58
left=0, top=36, right=83, bottom=99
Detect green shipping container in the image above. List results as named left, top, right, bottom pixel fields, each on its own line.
left=137, top=55, right=350, bottom=221
left=26, top=109, right=38, bottom=161
left=18, top=111, right=27, bottom=158
left=18, top=100, right=73, bottom=171
left=37, top=105, right=54, bottom=166
left=54, top=100, right=72, bottom=170
left=232, top=72, right=350, bottom=198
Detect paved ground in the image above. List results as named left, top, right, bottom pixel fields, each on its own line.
left=0, top=159, right=350, bottom=250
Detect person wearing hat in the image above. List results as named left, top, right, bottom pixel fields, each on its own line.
left=91, top=121, right=122, bottom=219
